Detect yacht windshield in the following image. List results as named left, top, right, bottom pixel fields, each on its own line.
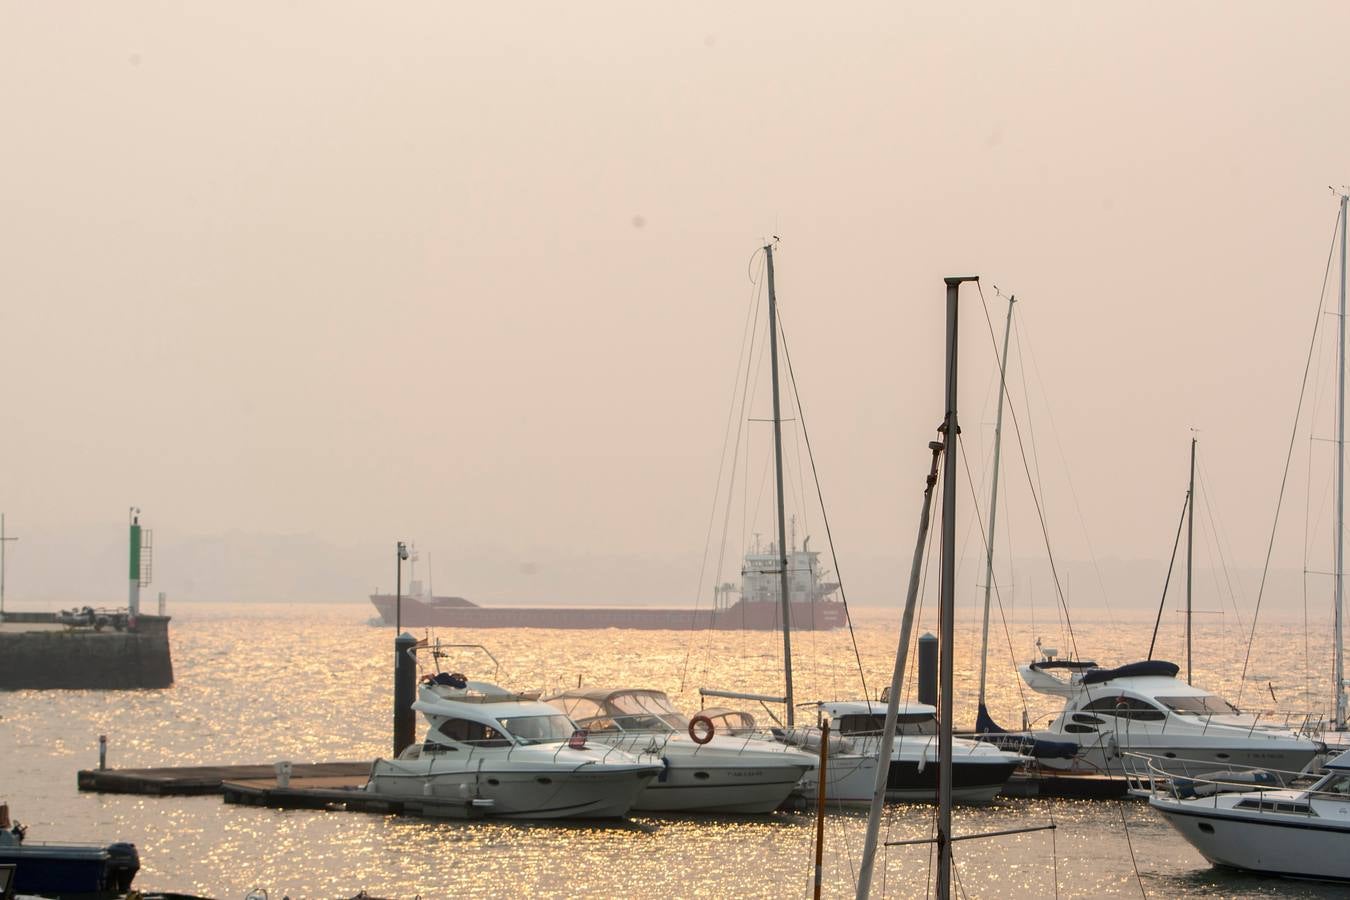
left=608, top=692, right=688, bottom=731
left=496, top=715, right=577, bottom=745
left=1157, top=694, right=1240, bottom=716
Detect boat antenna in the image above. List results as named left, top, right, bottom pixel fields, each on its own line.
left=765, top=241, right=794, bottom=727
left=976, top=293, right=1015, bottom=721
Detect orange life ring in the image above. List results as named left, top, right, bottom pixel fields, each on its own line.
left=688, top=714, right=716, bottom=745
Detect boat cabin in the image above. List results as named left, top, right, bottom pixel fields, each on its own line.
left=411, top=681, right=581, bottom=754
left=817, top=701, right=939, bottom=737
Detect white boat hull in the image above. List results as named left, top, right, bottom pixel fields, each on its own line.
left=1037, top=735, right=1318, bottom=780
left=799, top=754, right=1016, bottom=805
left=634, top=763, right=807, bottom=813
left=366, top=761, right=657, bottom=819
left=1151, top=798, right=1350, bottom=882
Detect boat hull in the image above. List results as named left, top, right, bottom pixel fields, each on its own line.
left=370, top=594, right=846, bottom=631
left=365, top=763, right=659, bottom=819
left=1151, top=799, right=1350, bottom=883
left=801, top=755, right=1019, bottom=805
left=0, top=841, right=139, bottom=894
left=1037, top=736, right=1319, bottom=780
left=633, top=762, right=810, bottom=813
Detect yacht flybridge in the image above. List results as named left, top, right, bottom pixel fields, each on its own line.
left=1011, top=657, right=1321, bottom=778
left=545, top=688, right=816, bottom=814
left=366, top=676, right=662, bottom=819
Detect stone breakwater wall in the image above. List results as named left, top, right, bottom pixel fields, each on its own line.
left=0, top=614, right=173, bottom=689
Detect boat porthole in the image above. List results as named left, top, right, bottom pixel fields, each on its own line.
left=1198, top=823, right=1214, bottom=834
left=536, top=777, right=552, bottom=785
left=1164, top=752, right=1177, bottom=759
left=1216, top=753, right=1229, bottom=760
left=694, top=772, right=711, bottom=780
left=487, top=778, right=500, bottom=786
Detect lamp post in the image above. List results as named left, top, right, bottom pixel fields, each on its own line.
left=396, top=541, right=408, bottom=633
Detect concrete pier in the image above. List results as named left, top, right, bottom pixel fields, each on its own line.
left=0, top=613, right=174, bottom=689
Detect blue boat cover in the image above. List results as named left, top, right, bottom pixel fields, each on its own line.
left=1080, top=660, right=1179, bottom=685
left=974, top=703, right=1078, bottom=759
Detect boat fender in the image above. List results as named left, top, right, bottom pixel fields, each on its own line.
left=917, top=755, right=926, bottom=774
left=1106, top=734, right=1119, bottom=759
left=658, top=756, right=671, bottom=783
left=688, top=714, right=716, bottom=745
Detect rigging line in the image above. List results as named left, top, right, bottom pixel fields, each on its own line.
left=1148, top=492, right=1191, bottom=660
left=680, top=251, right=765, bottom=689
left=957, top=434, right=1032, bottom=719
left=1238, top=207, right=1342, bottom=707
left=1195, top=458, right=1244, bottom=629
left=777, top=319, right=870, bottom=702
left=1118, top=799, right=1148, bottom=899
left=698, top=268, right=769, bottom=688
left=1012, top=309, right=1121, bottom=630
left=1196, top=458, right=1247, bottom=637
left=974, top=282, right=1080, bottom=663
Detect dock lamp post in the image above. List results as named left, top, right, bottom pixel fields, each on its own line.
left=396, top=541, right=409, bottom=633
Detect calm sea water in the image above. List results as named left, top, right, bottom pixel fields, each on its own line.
left=1, top=600, right=1344, bottom=899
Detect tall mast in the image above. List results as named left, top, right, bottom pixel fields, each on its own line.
left=855, top=439, right=944, bottom=900
left=1338, top=191, right=1348, bottom=731
left=977, top=295, right=1015, bottom=717
left=1186, top=433, right=1196, bottom=685
left=765, top=242, right=795, bottom=728
left=938, top=275, right=977, bottom=899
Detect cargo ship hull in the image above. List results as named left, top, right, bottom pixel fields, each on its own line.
left=369, top=594, right=846, bottom=631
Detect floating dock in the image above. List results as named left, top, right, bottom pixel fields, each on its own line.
left=78, top=762, right=372, bottom=796
left=1000, top=772, right=1130, bottom=799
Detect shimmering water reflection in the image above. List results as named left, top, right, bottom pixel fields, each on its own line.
left=0, top=602, right=1343, bottom=898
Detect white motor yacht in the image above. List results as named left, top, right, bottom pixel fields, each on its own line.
left=1141, top=749, right=1350, bottom=883
left=366, top=676, right=662, bottom=819
left=791, top=701, right=1023, bottom=804
left=545, top=688, right=816, bottom=813
left=1012, top=659, right=1321, bottom=778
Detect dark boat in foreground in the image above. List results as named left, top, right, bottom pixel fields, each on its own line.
left=0, top=804, right=139, bottom=896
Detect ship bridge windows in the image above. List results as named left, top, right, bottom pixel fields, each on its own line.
left=1082, top=696, right=1166, bottom=721
left=434, top=718, right=511, bottom=748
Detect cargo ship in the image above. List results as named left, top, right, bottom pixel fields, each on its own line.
left=369, top=537, right=846, bottom=631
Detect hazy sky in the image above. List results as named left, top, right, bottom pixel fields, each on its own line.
left=4, top=3, right=1350, bottom=609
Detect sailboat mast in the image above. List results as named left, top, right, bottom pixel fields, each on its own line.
left=855, top=439, right=945, bottom=900
left=765, top=242, right=795, bottom=728
left=1186, top=433, right=1196, bottom=685
left=1338, top=191, right=1348, bottom=731
left=977, top=295, right=1015, bottom=714
left=938, top=275, right=977, bottom=900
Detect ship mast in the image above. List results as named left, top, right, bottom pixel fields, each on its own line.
left=1338, top=190, right=1348, bottom=730
left=938, top=276, right=978, bottom=899
left=976, top=294, right=1014, bottom=719
left=765, top=242, right=795, bottom=728
left=1186, top=432, right=1196, bottom=685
